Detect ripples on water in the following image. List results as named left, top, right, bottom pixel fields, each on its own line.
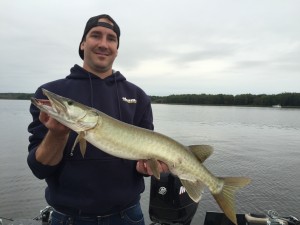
left=0, top=101, right=299, bottom=225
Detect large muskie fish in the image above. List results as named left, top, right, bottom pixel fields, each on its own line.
left=31, top=89, right=251, bottom=225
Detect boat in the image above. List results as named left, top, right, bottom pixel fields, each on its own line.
left=203, top=211, right=299, bottom=225
left=149, top=174, right=299, bottom=225
left=1, top=174, right=299, bottom=225
left=1, top=207, right=299, bottom=225
left=272, top=104, right=282, bottom=108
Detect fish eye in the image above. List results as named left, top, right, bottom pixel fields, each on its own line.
left=67, top=100, right=73, bottom=105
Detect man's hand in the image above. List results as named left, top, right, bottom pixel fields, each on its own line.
left=35, top=99, right=70, bottom=165
left=136, top=159, right=169, bottom=176
left=38, top=99, right=70, bottom=136
left=39, top=111, right=70, bottom=136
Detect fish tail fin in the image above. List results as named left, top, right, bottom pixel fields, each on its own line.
left=212, top=177, right=251, bottom=225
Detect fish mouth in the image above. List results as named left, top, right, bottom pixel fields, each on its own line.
left=30, top=89, right=69, bottom=116
left=42, top=89, right=68, bottom=114
left=31, top=89, right=98, bottom=131
left=30, top=97, right=56, bottom=114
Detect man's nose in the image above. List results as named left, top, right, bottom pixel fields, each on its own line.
left=97, top=37, right=108, bottom=48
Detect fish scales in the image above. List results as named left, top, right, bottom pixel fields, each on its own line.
left=94, top=112, right=219, bottom=189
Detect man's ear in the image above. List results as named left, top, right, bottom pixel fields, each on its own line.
left=80, top=42, right=85, bottom=50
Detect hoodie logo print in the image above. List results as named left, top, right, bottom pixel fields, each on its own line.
left=122, top=97, right=137, bottom=104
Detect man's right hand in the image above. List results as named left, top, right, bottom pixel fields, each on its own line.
left=39, top=111, right=70, bottom=136
left=37, top=99, right=70, bottom=135
left=35, top=100, right=70, bottom=166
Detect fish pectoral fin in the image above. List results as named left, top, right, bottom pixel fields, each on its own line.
left=180, top=179, right=205, bottom=203
left=71, top=131, right=87, bottom=157
left=188, top=145, right=214, bottom=163
left=79, top=139, right=87, bottom=157
left=148, top=159, right=161, bottom=180
left=212, top=177, right=251, bottom=225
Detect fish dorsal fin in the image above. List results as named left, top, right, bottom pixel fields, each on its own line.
left=148, top=158, right=161, bottom=180
left=71, top=131, right=87, bottom=158
left=180, top=179, right=205, bottom=202
left=188, top=145, right=213, bottom=163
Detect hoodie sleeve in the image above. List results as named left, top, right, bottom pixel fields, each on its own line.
left=27, top=88, right=62, bottom=179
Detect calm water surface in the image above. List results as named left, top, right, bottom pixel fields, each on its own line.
left=0, top=100, right=299, bottom=224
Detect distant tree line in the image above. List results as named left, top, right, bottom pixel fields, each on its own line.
left=1, top=92, right=300, bottom=107
left=0, top=93, right=34, bottom=100
left=151, top=93, right=300, bottom=107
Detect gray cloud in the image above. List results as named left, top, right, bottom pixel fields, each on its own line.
left=0, top=0, right=299, bottom=95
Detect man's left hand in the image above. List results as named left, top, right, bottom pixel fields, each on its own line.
left=136, top=159, right=169, bottom=176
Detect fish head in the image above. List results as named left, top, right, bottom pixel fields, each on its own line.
left=31, top=89, right=99, bottom=132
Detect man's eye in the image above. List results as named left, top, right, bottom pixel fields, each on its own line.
left=109, top=38, right=116, bottom=42
left=107, top=35, right=117, bottom=42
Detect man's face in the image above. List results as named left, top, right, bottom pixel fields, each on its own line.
left=81, top=18, right=118, bottom=77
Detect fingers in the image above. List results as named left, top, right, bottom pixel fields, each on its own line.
left=39, top=111, right=70, bottom=135
left=136, top=160, right=152, bottom=175
left=37, top=99, right=51, bottom=106
left=159, top=161, right=169, bottom=173
left=136, top=159, right=169, bottom=176
left=39, top=111, right=49, bottom=124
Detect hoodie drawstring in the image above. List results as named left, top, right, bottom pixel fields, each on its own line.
left=88, top=72, right=122, bottom=120
left=114, top=72, right=122, bottom=120
left=88, top=73, right=94, bottom=108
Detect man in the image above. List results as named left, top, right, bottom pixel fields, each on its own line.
left=28, top=14, right=168, bottom=225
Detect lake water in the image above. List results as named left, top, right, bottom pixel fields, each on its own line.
left=0, top=100, right=299, bottom=224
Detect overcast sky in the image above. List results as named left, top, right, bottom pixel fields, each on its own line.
left=1, top=0, right=299, bottom=96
